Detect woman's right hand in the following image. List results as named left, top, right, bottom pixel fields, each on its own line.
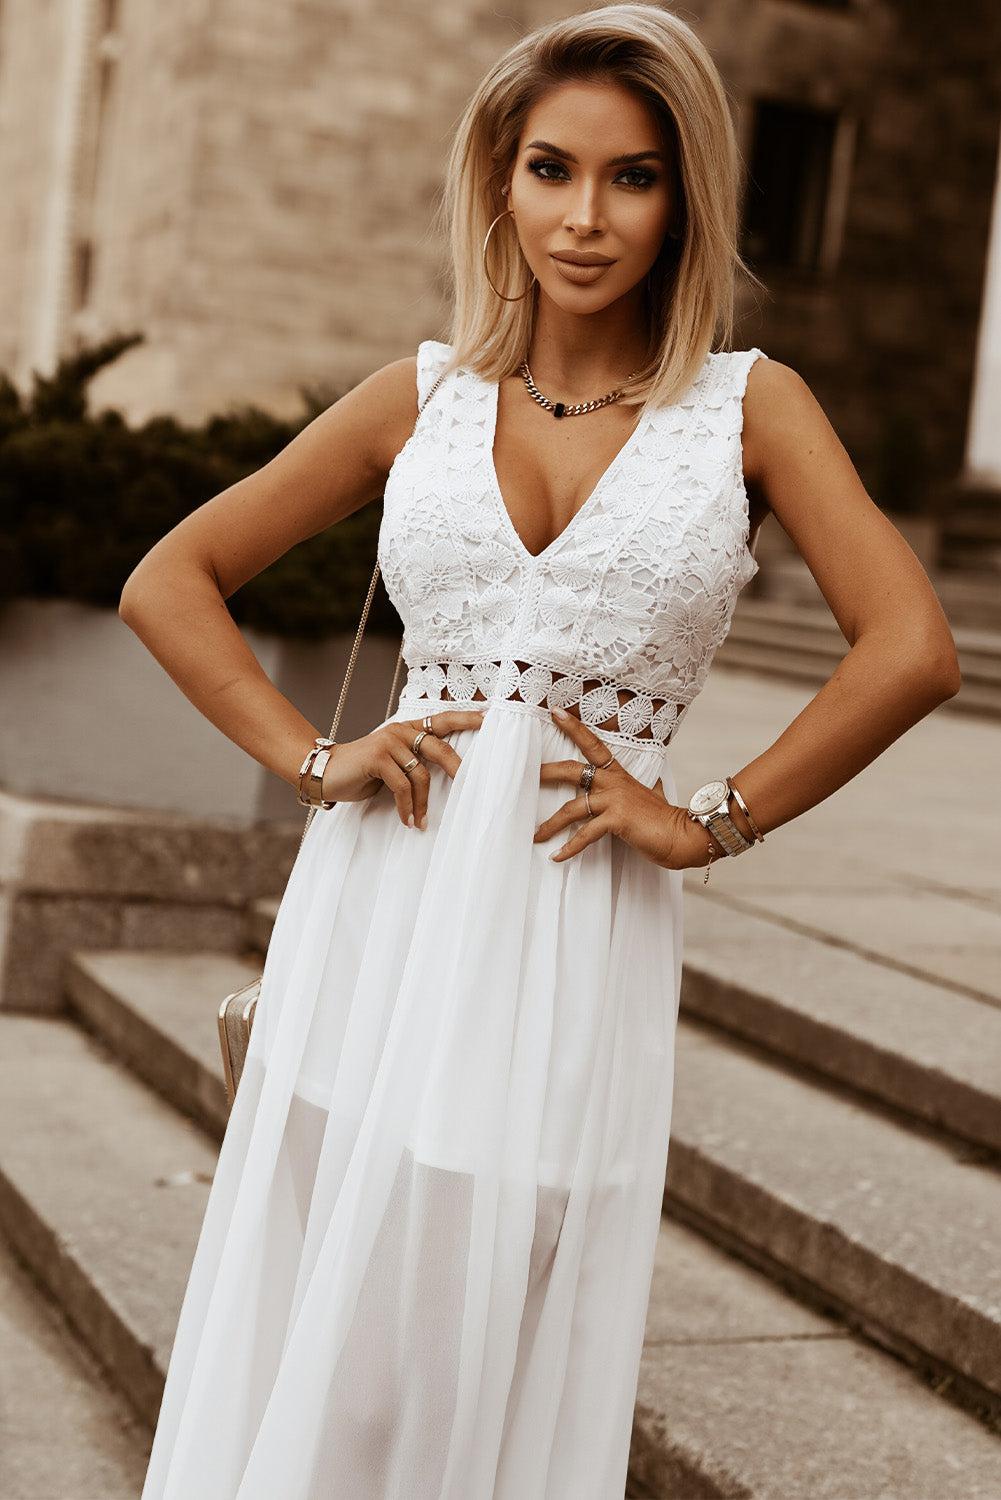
left=319, top=709, right=487, bottom=828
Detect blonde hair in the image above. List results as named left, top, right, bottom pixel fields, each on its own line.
left=430, top=2, right=762, bottom=410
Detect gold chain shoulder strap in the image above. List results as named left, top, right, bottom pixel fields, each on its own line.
left=298, top=363, right=449, bottom=848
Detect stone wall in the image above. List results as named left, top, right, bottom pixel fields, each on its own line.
left=684, top=0, right=1001, bottom=512
left=0, top=0, right=998, bottom=505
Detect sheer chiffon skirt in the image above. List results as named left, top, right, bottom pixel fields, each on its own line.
left=140, top=698, right=684, bottom=1500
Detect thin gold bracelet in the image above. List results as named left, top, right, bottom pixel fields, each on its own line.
left=726, top=777, right=765, bottom=842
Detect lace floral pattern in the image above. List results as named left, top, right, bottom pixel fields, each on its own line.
left=378, top=338, right=765, bottom=747
left=398, top=658, right=686, bottom=745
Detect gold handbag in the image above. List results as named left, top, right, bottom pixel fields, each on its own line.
left=217, top=365, right=447, bottom=1109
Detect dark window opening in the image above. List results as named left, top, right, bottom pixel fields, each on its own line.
left=742, top=98, right=838, bottom=272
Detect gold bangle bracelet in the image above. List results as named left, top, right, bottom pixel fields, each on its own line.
left=297, top=738, right=338, bottom=809
left=306, top=747, right=336, bottom=809
left=726, top=777, right=764, bottom=842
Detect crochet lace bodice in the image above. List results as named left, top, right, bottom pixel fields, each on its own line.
left=378, top=339, right=766, bottom=750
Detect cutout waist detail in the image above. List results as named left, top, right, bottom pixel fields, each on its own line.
left=395, top=658, right=686, bottom=751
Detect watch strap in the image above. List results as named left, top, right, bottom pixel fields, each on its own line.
left=704, top=805, right=754, bottom=856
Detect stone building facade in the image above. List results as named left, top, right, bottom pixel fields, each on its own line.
left=1, top=0, right=999, bottom=522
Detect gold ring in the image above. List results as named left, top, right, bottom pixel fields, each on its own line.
left=402, top=756, right=420, bottom=773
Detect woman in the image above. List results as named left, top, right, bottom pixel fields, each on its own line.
left=123, top=5, right=961, bottom=1497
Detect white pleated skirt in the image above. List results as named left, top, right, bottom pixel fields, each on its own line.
left=140, top=694, right=684, bottom=1500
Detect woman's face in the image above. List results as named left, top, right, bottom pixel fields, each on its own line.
left=505, top=78, right=678, bottom=312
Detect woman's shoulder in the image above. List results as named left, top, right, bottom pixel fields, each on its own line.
left=352, top=354, right=423, bottom=480
left=736, top=350, right=825, bottom=486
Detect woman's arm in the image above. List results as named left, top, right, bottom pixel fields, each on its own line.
left=118, top=355, right=420, bottom=793
left=718, top=357, right=962, bottom=849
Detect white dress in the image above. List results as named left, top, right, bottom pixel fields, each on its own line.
left=140, top=339, right=766, bottom=1500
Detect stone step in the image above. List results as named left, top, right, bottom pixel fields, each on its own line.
left=943, top=540, right=1001, bottom=576
left=909, top=572, right=1001, bottom=633
left=0, top=1013, right=217, bottom=1428
left=68, top=941, right=1001, bottom=1411
left=729, top=603, right=1001, bottom=685
left=716, top=636, right=1001, bottom=718
left=64, top=949, right=261, bottom=1140
left=739, top=594, right=1001, bottom=657
left=0, top=1235, right=149, bottom=1497
left=667, top=1016, right=1001, bottom=1408
left=723, top=597, right=1001, bottom=714
left=628, top=1216, right=1001, bottom=1499
left=3, top=1011, right=995, bottom=1495
left=246, top=894, right=278, bottom=957
left=682, top=889, right=1001, bottom=1152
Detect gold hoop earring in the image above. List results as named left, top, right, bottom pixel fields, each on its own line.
left=482, top=208, right=537, bottom=302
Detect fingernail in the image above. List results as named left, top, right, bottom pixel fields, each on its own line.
left=552, top=706, right=567, bottom=719
left=419, top=815, right=427, bottom=830
left=407, top=813, right=415, bottom=827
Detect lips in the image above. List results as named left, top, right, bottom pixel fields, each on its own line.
left=550, top=255, right=615, bottom=284
left=550, top=253, right=615, bottom=266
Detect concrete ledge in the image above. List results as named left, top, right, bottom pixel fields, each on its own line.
left=668, top=1019, right=1001, bottom=1405
left=0, top=1014, right=216, bottom=1427
left=629, top=1218, right=1001, bottom=1499
left=246, top=894, right=280, bottom=954
left=0, top=598, right=403, bottom=821
left=64, top=949, right=260, bottom=1139
left=0, top=788, right=291, bottom=1011
left=0, top=1238, right=148, bottom=1497
left=682, top=890, right=1001, bottom=1151
left=716, top=600, right=1001, bottom=719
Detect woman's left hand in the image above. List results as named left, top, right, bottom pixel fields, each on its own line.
left=534, top=706, right=701, bottom=870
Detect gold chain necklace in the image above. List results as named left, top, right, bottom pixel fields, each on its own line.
left=518, top=359, right=641, bottom=419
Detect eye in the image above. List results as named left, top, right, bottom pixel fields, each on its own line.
left=526, top=157, right=569, bottom=182
left=525, top=157, right=658, bottom=190
left=618, top=166, right=658, bottom=189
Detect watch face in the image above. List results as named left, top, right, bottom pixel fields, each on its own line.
left=689, top=779, right=729, bottom=816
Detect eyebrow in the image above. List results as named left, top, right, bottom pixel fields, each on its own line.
left=524, top=139, right=666, bottom=166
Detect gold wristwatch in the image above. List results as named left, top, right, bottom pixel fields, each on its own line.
left=687, top=779, right=754, bottom=857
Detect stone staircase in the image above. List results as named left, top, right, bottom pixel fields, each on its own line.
left=718, top=595, right=1001, bottom=721
left=0, top=1234, right=148, bottom=1499
left=938, top=487, right=1001, bottom=577
left=2, top=884, right=1000, bottom=1496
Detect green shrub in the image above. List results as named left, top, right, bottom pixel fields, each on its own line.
left=0, top=333, right=401, bottom=638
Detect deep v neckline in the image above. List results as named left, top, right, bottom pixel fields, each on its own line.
left=483, top=373, right=649, bottom=565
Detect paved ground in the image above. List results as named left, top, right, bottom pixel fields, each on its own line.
left=671, top=663, right=1000, bottom=1006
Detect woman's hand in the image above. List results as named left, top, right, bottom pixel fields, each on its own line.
left=320, top=709, right=486, bottom=827
left=534, top=706, right=712, bottom=871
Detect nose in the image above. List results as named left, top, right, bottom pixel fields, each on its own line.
left=562, top=179, right=606, bottom=237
